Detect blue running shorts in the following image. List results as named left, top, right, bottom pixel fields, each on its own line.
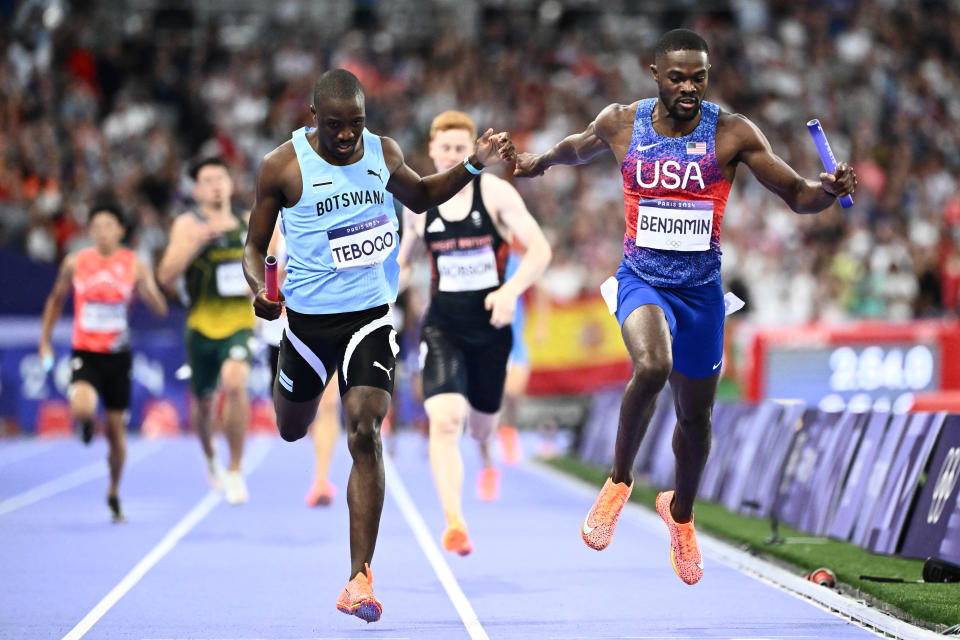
left=610, top=259, right=725, bottom=379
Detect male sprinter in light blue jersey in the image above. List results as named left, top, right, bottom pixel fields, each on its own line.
left=242, top=69, right=514, bottom=623
left=514, top=29, right=856, bottom=586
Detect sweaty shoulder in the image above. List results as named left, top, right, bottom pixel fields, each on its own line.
left=260, top=140, right=298, bottom=178
left=378, top=135, right=403, bottom=174
left=716, top=110, right=765, bottom=166
left=595, top=102, right=638, bottom=140
left=258, top=139, right=302, bottom=207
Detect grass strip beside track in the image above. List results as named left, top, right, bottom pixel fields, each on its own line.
left=547, top=456, right=960, bottom=628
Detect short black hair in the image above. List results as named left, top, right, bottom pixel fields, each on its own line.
left=88, top=202, right=125, bottom=226
left=189, top=156, right=229, bottom=181
left=313, top=69, right=364, bottom=106
left=655, top=28, right=709, bottom=58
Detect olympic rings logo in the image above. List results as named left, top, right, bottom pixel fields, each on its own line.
left=928, top=447, right=960, bottom=524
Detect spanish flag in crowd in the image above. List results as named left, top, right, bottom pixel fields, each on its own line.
left=526, top=295, right=632, bottom=395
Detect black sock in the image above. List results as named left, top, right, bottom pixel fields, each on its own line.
left=107, top=495, right=125, bottom=523
left=80, top=420, right=94, bottom=445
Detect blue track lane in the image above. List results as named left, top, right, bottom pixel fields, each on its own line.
left=0, top=434, right=882, bottom=640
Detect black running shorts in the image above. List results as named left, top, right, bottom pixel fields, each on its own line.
left=276, top=305, right=397, bottom=402
left=70, top=350, right=132, bottom=410
left=419, top=322, right=512, bottom=414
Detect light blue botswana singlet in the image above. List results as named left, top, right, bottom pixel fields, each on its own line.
left=280, top=127, right=400, bottom=314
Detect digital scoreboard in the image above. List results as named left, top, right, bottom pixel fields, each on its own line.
left=746, top=320, right=960, bottom=410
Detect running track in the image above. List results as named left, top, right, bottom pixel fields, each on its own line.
left=0, top=433, right=884, bottom=640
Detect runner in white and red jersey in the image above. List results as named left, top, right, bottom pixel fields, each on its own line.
left=39, top=204, right=168, bottom=522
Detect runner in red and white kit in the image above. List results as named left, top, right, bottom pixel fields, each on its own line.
left=39, top=204, right=168, bottom=522
left=514, top=29, right=856, bottom=584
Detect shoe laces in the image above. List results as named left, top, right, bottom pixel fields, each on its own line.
left=596, top=485, right=627, bottom=521
left=676, top=522, right=698, bottom=560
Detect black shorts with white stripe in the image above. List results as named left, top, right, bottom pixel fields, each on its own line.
left=276, top=304, right=397, bottom=402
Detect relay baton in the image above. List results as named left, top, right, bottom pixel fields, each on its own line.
left=806, top=119, right=853, bottom=209
left=264, top=255, right=279, bottom=302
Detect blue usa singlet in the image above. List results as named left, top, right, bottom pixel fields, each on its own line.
left=620, top=99, right=731, bottom=287
left=280, top=127, right=400, bottom=314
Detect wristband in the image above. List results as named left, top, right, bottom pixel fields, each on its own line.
left=463, top=156, right=484, bottom=175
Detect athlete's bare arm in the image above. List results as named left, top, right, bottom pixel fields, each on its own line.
left=266, top=220, right=290, bottom=289
left=38, top=253, right=77, bottom=361
left=718, top=113, right=856, bottom=214
left=482, top=176, right=552, bottom=328
left=243, top=147, right=290, bottom=321
left=156, top=214, right=221, bottom=289
left=382, top=129, right=514, bottom=213
left=513, top=103, right=636, bottom=177
left=134, top=259, right=168, bottom=317
left=395, top=207, right=426, bottom=292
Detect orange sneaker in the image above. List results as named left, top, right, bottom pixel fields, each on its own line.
left=498, top=425, right=521, bottom=465
left=441, top=519, right=474, bottom=556
left=336, top=563, right=382, bottom=623
left=656, top=491, right=703, bottom=585
left=581, top=477, right=632, bottom=550
left=477, top=466, right=500, bottom=502
left=305, top=480, right=337, bottom=507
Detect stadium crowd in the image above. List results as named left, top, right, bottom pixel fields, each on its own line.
left=1, top=0, right=958, bottom=324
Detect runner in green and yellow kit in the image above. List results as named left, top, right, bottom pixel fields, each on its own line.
left=158, top=157, right=254, bottom=505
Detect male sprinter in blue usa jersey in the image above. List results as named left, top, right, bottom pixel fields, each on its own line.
left=242, top=69, right=513, bottom=623
left=514, top=29, right=856, bottom=585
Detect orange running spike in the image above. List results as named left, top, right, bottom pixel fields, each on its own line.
left=656, top=490, right=704, bottom=585
left=336, top=563, right=382, bottom=623
left=581, top=477, right=633, bottom=550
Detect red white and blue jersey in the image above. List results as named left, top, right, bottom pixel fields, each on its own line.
left=620, top=98, right=731, bottom=287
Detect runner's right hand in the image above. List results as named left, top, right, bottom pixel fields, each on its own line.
left=513, top=152, right=546, bottom=177
left=253, top=288, right=284, bottom=320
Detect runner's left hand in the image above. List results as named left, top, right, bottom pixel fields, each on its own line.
left=494, top=133, right=516, bottom=163
left=820, top=161, right=857, bottom=199
left=484, top=286, right=516, bottom=329
left=475, top=129, right=508, bottom=166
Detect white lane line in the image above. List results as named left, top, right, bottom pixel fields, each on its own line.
left=524, top=460, right=942, bottom=640
left=0, top=441, right=164, bottom=516
left=383, top=456, right=489, bottom=640
left=60, top=437, right=275, bottom=640
left=0, top=441, right=54, bottom=468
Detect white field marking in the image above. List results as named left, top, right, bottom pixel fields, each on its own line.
left=60, top=437, right=275, bottom=640
left=0, top=441, right=54, bottom=468
left=383, top=455, right=490, bottom=640
left=547, top=636, right=819, bottom=639
left=0, top=441, right=164, bottom=516
left=525, top=460, right=944, bottom=640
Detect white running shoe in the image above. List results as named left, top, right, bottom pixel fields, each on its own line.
left=206, top=456, right=226, bottom=492
left=223, top=470, right=249, bottom=505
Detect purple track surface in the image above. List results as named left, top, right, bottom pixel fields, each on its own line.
left=0, top=433, right=881, bottom=640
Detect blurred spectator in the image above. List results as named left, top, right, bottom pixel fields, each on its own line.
left=1, top=0, right=958, bottom=322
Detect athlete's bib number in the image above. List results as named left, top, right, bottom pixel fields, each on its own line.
left=216, top=262, right=249, bottom=297
left=328, top=215, right=396, bottom=272
left=80, top=302, right=127, bottom=332
left=635, top=198, right=713, bottom=251
left=437, top=247, right=499, bottom=292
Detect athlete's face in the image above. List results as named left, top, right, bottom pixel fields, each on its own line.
left=651, top=50, right=710, bottom=121
left=88, top=211, right=123, bottom=252
left=193, top=165, right=233, bottom=210
left=312, top=96, right=366, bottom=163
left=429, top=128, right=474, bottom=172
